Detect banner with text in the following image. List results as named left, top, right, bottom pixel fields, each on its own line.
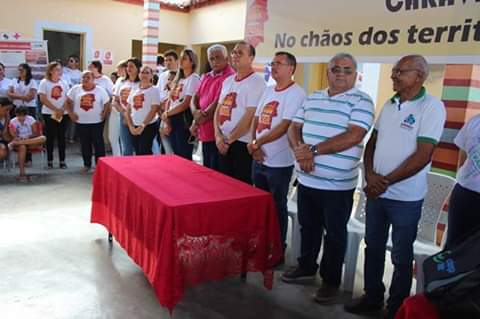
left=0, top=40, right=49, bottom=80
left=245, top=0, right=480, bottom=64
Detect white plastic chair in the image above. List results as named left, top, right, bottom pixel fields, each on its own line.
left=343, top=166, right=367, bottom=292
left=342, top=171, right=456, bottom=293
left=386, top=172, right=456, bottom=293
left=287, top=186, right=301, bottom=265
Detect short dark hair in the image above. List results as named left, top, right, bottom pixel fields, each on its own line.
left=275, top=51, right=297, bottom=73
left=54, top=59, right=64, bottom=67
left=236, top=41, right=256, bottom=58
left=68, top=54, right=80, bottom=63
left=15, top=106, right=28, bottom=116
left=90, top=60, right=103, bottom=74
left=0, top=97, right=11, bottom=107
left=0, top=62, right=4, bottom=70
left=157, top=55, right=164, bottom=66
left=164, top=50, right=178, bottom=60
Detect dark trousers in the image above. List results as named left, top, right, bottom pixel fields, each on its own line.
left=446, top=183, right=480, bottom=248
left=77, top=122, right=105, bottom=168
left=130, top=122, right=158, bottom=155
left=202, top=141, right=219, bottom=171
left=252, top=162, right=293, bottom=248
left=218, top=141, right=253, bottom=184
left=43, top=114, right=67, bottom=162
left=297, top=184, right=354, bottom=286
left=168, top=114, right=193, bottom=160
left=364, top=198, right=423, bottom=316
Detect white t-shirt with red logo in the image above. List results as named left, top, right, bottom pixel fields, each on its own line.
left=38, top=79, right=70, bottom=115
left=115, top=80, right=140, bottom=110
left=10, top=115, right=36, bottom=139
left=67, top=85, right=110, bottom=124
left=255, top=83, right=306, bottom=167
left=167, top=73, right=201, bottom=112
left=94, top=75, right=114, bottom=97
left=218, top=72, right=266, bottom=143
left=127, top=86, right=160, bottom=126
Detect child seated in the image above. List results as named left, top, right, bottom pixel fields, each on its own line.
left=0, top=97, right=12, bottom=161
left=8, top=106, right=46, bottom=181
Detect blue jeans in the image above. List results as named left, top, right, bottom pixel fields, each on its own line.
left=168, top=113, right=193, bottom=160
left=202, top=141, right=219, bottom=171
left=119, top=115, right=134, bottom=156
left=297, top=184, right=354, bottom=286
left=252, top=162, right=293, bottom=248
left=364, top=197, right=423, bottom=316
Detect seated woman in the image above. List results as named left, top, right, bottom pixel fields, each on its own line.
left=0, top=97, right=12, bottom=161
left=8, top=106, right=46, bottom=181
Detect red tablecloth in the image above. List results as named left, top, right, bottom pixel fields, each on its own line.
left=90, top=155, right=282, bottom=311
left=395, top=294, right=440, bottom=319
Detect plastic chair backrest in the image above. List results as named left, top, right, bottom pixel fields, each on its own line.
left=417, top=172, right=456, bottom=243
left=352, top=164, right=367, bottom=223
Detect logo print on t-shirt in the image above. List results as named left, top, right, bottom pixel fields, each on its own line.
left=80, top=93, right=96, bottom=112
left=170, top=83, right=184, bottom=102
left=120, top=88, right=131, bottom=106
left=400, top=113, right=416, bottom=130
left=257, top=101, right=279, bottom=133
left=133, top=94, right=145, bottom=110
left=51, top=85, right=63, bottom=100
left=218, top=92, right=237, bottom=125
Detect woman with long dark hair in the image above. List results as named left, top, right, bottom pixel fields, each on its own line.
left=161, top=49, right=200, bottom=160
left=8, top=63, right=37, bottom=118
left=115, top=58, right=141, bottom=155
left=125, top=66, right=159, bottom=155
left=38, top=61, right=70, bottom=169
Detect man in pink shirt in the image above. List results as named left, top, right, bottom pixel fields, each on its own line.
left=191, top=44, right=234, bottom=170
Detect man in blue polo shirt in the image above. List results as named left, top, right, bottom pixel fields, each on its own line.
left=282, top=53, right=374, bottom=304
left=345, top=55, right=446, bottom=319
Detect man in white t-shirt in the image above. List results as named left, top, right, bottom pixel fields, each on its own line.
left=214, top=41, right=266, bottom=184
left=66, top=71, right=110, bottom=173
left=64, top=55, right=82, bottom=87
left=345, top=55, right=446, bottom=319
left=247, top=51, right=305, bottom=255
left=445, top=114, right=480, bottom=248
left=283, top=53, right=374, bottom=305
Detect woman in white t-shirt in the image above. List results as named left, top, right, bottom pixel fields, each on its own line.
left=114, top=58, right=141, bottom=156
left=7, top=63, right=38, bottom=118
left=0, top=62, right=13, bottom=99
left=38, top=61, right=70, bottom=169
left=66, top=71, right=110, bottom=173
left=108, top=60, right=128, bottom=156
left=125, top=66, right=160, bottom=155
left=88, top=60, right=114, bottom=96
left=0, top=97, right=12, bottom=161
left=446, top=114, right=480, bottom=247
left=161, top=49, right=201, bottom=160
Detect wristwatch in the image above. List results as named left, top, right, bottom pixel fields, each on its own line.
left=310, top=144, right=319, bottom=156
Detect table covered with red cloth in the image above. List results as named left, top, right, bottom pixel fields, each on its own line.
left=90, top=155, right=283, bottom=311
left=395, top=294, right=440, bottom=319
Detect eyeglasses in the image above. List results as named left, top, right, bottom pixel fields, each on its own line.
left=391, top=68, right=420, bottom=76
left=268, top=61, right=290, bottom=67
left=330, top=66, right=355, bottom=75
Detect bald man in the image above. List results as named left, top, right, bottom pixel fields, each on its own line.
left=345, top=55, right=446, bottom=319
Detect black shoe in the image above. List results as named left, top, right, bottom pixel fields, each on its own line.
left=48, top=162, right=53, bottom=169
left=313, top=283, right=340, bottom=304
left=344, top=295, right=384, bottom=316
left=281, top=266, right=316, bottom=283
left=59, top=162, right=67, bottom=169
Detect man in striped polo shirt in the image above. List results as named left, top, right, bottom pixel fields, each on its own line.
left=282, top=53, right=375, bottom=304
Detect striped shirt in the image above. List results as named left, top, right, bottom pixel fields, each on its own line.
left=293, top=88, right=375, bottom=190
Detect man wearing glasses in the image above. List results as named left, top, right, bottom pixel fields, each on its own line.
left=247, top=51, right=306, bottom=260
left=64, top=55, right=82, bottom=86
left=345, top=55, right=446, bottom=319
left=214, top=41, right=266, bottom=184
left=283, top=53, right=374, bottom=305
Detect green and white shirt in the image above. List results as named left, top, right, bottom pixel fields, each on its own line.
left=374, top=88, right=446, bottom=201
left=293, top=87, right=375, bottom=190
